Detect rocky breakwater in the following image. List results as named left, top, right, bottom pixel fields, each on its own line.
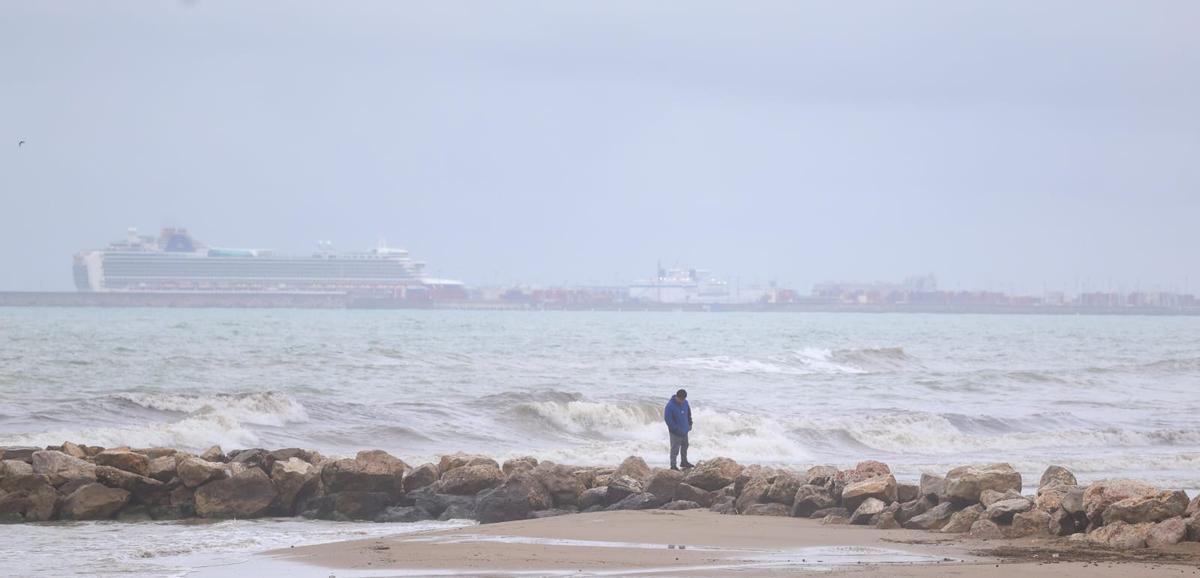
left=2, top=443, right=1199, bottom=551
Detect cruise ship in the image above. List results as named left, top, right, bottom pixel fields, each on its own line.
left=627, top=265, right=731, bottom=304
left=73, top=228, right=464, bottom=299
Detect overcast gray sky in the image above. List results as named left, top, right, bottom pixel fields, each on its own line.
left=1, top=1, right=1197, bottom=293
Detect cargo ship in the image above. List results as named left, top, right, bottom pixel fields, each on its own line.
left=73, top=227, right=464, bottom=299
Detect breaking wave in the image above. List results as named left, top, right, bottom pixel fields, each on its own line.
left=114, top=391, right=309, bottom=427
left=669, top=346, right=915, bottom=377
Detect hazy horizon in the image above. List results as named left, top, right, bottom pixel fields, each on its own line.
left=2, top=1, right=1198, bottom=294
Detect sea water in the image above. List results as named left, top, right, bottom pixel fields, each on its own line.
left=1, top=308, right=1198, bottom=575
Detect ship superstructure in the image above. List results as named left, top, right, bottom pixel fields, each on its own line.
left=73, top=227, right=463, bottom=298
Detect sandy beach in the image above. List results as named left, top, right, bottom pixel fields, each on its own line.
left=249, top=510, right=1200, bottom=577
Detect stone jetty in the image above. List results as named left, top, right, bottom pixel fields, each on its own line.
left=2, top=444, right=1198, bottom=549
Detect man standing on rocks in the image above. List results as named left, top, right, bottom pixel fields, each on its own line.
left=664, top=388, right=694, bottom=471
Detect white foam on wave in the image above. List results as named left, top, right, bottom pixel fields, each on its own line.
left=669, top=349, right=867, bottom=376
left=0, top=392, right=310, bottom=452
left=791, top=411, right=1200, bottom=456
left=515, top=399, right=811, bottom=465
left=116, top=391, right=310, bottom=427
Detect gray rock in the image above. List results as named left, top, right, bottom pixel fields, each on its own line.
left=148, top=456, right=177, bottom=482
left=531, top=463, right=585, bottom=507
left=177, top=457, right=228, bottom=488
left=200, top=446, right=225, bottom=462
left=94, top=449, right=150, bottom=477
left=683, top=458, right=743, bottom=492
left=402, top=463, right=440, bottom=493
left=439, top=502, right=476, bottom=521
left=674, top=483, right=714, bottom=507
left=791, top=484, right=837, bottom=518
left=904, top=502, right=954, bottom=530
left=1049, top=508, right=1087, bottom=536
left=1086, top=520, right=1154, bottom=549
left=322, top=451, right=407, bottom=496
left=734, top=477, right=770, bottom=514
left=31, top=450, right=96, bottom=486
left=969, top=518, right=1004, bottom=539
left=944, top=464, right=1021, bottom=504
left=194, top=468, right=277, bottom=518
left=1038, top=465, right=1077, bottom=491
left=1010, top=509, right=1051, bottom=536
left=613, top=456, right=652, bottom=483
left=986, top=497, right=1034, bottom=524
left=896, top=483, right=919, bottom=503
left=1145, top=517, right=1187, bottom=548
left=270, top=457, right=319, bottom=515
left=841, top=475, right=897, bottom=512
left=1082, top=479, right=1158, bottom=524
left=765, top=471, right=803, bottom=505
left=0, top=447, right=39, bottom=463
left=941, top=504, right=984, bottom=533
left=0, top=460, right=33, bottom=478
left=919, top=473, right=945, bottom=501
left=980, top=488, right=1022, bottom=508
left=578, top=487, right=608, bottom=510
left=61, top=483, right=129, bottom=520
left=1062, top=486, right=1086, bottom=514
left=875, top=511, right=900, bottom=529
left=804, top=465, right=839, bottom=487
left=1102, top=490, right=1189, bottom=525
left=850, top=497, right=887, bottom=525
left=605, top=475, right=644, bottom=505
left=501, top=457, right=539, bottom=476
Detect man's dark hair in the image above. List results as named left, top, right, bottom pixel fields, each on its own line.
left=676, top=388, right=687, bottom=399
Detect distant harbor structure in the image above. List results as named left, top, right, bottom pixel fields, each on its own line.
left=71, top=227, right=464, bottom=299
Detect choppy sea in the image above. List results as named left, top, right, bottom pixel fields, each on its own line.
left=2, top=308, right=1198, bottom=576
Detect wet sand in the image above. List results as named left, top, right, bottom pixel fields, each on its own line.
left=222, top=510, right=1200, bottom=577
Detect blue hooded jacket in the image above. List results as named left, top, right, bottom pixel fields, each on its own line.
left=664, top=397, right=692, bottom=437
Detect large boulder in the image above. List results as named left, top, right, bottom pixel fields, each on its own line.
left=969, top=519, right=1004, bottom=539
left=1186, top=516, right=1200, bottom=542
left=904, top=502, right=954, bottom=530
left=734, top=477, right=770, bottom=514
left=270, top=457, right=319, bottom=515
left=330, top=491, right=392, bottom=520
left=200, top=446, right=225, bottom=462
left=228, top=448, right=274, bottom=471
left=986, top=497, right=1034, bottom=524
left=475, top=473, right=552, bottom=523
left=438, top=453, right=498, bottom=474
left=850, top=497, right=887, bottom=525
left=980, top=489, right=1023, bottom=508
left=943, top=464, right=1021, bottom=504
left=1049, top=507, right=1087, bottom=536
left=1146, top=517, right=1188, bottom=548
left=897, top=496, right=934, bottom=524
left=1061, top=486, right=1086, bottom=514
left=94, top=449, right=150, bottom=477
left=1086, top=521, right=1154, bottom=549
left=941, top=504, right=984, bottom=533
left=1102, top=490, right=1189, bottom=525
left=268, top=448, right=319, bottom=465
left=840, top=461, right=891, bottom=483
left=321, top=451, right=407, bottom=496
left=1082, top=479, right=1158, bottom=524
left=177, top=457, right=228, bottom=488
left=1188, top=494, right=1199, bottom=518
left=613, top=456, right=652, bottom=482
left=0, top=475, right=58, bottom=522
left=578, top=487, right=608, bottom=510
left=147, top=456, right=177, bottom=482
left=896, top=483, right=919, bottom=503
left=437, top=464, right=504, bottom=496
left=1, top=459, right=33, bottom=478
left=61, top=483, right=129, bottom=520
left=501, top=456, right=539, bottom=476
left=1010, top=509, right=1051, bottom=537
left=1034, top=484, right=1076, bottom=511
left=94, top=465, right=164, bottom=501
left=31, top=450, right=96, bottom=486
left=407, top=486, right=475, bottom=518
left=402, top=463, right=440, bottom=493
left=805, top=465, right=839, bottom=486
left=0, top=447, right=39, bottom=462
left=919, top=473, right=945, bottom=501
left=606, top=475, right=645, bottom=505
left=532, top=463, right=586, bottom=507
left=675, top=483, right=714, bottom=507
left=765, top=471, right=803, bottom=505
left=1038, top=465, right=1077, bottom=491
left=683, top=458, right=742, bottom=492
left=195, top=468, right=277, bottom=518
left=841, top=474, right=897, bottom=512
left=791, top=484, right=838, bottom=518
left=644, top=468, right=684, bottom=501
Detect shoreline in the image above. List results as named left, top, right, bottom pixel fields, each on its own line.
left=236, top=510, right=1200, bottom=577
left=5, top=445, right=1200, bottom=576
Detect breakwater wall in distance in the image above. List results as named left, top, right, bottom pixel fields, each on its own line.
left=2, top=444, right=1199, bottom=549
left=3, top=292, right=1200, bottom=315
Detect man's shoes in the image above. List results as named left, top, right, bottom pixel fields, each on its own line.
left=670, top=465, right=679, bottom=471
left=680, top=462, right=695, bottom=469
